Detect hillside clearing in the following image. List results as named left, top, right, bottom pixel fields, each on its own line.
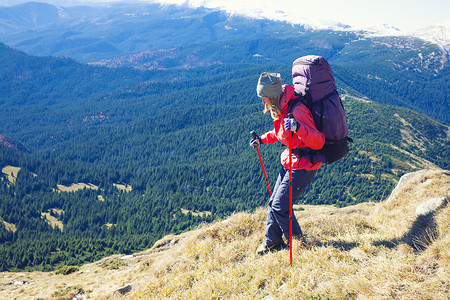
left=1, top=165, right=20, bottom=184
left=390, top=144, right=441, bottom=170
left=113, top=183, right=132, bottom=192
left=53, top=182, right=132, bottom=194
left=55, top=183, right=99, bottom=193
left=0, top=217, right=16, bottom=232
left=41, top=209, right=64, bottom=231
left=181, top=208, right=212, bottom=217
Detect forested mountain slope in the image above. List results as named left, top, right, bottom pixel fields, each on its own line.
left=0, top=3, right=449, bottom=272
left=0, top=2, right=309, bottom=61
left=1, top=2, right=448, bottom=123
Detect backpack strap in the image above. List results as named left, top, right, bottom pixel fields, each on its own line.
left=287, top=90, right=339, bottom=164
left=286, top=95, right=315, bottom=163
left=292, top=148, right=318, bottom=164
left=287, top=96, right=302, bottom=116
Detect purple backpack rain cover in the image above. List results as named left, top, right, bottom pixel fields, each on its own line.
left=291, top=55, right=351, bottom=164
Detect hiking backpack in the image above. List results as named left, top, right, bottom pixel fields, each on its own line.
left=289, top=55, right=352, bottom=164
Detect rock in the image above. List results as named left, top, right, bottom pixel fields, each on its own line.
left=415, top=196, right=448, bottom=216
left=386, top=170, right=428, bottom=203
left=113, top=284, right=133, bottom=297
left=120, top=255, right=133, bottom=260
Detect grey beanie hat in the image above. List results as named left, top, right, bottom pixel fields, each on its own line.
left=257, top=72, right=282, bottom=98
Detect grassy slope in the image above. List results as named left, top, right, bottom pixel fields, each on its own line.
left=0, top=170, right=448, bottom=299
left=134, top=169, right=449, bottom=300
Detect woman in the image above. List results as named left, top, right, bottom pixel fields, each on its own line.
left=250, top=72, right=325, bottom=255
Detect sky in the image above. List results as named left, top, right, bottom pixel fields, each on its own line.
left=3, top=0, right=450, bottom=32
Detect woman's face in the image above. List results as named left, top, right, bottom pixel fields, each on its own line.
left=261, top=97, right=270, bottom=105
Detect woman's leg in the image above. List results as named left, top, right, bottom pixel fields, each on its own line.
left=264, top=168, right=286, bottom=247
left=265, top=168, right=317, bottom=246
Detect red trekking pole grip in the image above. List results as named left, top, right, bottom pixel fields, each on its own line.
left=250, top=131, right=272, bottom=196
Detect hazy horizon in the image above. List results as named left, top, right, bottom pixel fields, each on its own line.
left=1, top=0, right=449, bottom=32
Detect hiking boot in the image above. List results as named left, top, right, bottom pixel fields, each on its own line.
left=256, top=242, right=287, bottom=255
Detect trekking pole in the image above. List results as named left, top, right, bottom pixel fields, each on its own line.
left=250, top=131, right=272, bottom=196
left=287, top=113, right=294, bottom=265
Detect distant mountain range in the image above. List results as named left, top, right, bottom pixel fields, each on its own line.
left=0, top=2, right=449, bottom=61
left=0, top=2, right=308, bottom=61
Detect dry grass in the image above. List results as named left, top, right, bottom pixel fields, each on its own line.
left=0, top=170, right=448, bottom=299
left=130, top=169, right=449, bottom=300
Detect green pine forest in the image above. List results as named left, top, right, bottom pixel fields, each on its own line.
left=0, top=28, right=449, bottom=272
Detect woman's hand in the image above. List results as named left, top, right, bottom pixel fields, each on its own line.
left=250, top=137, right=263, bottom=148
left=284, top=118, right=298, bottom=132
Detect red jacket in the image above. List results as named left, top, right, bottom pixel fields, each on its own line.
left=260, top=85, right=325, bottom=171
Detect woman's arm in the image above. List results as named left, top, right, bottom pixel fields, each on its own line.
left=293, top=105, right=325, bottom=150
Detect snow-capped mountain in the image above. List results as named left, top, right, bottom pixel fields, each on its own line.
left=146, top=0, right=354, bottom=31
left=148, top=0, right=450, bottom=48
left=359, top=24, right=402, bottom=37
left=410, top=19, right=450, bottom=52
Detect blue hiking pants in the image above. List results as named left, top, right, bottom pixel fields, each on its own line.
left=265, top=167, right=318, bottom=247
